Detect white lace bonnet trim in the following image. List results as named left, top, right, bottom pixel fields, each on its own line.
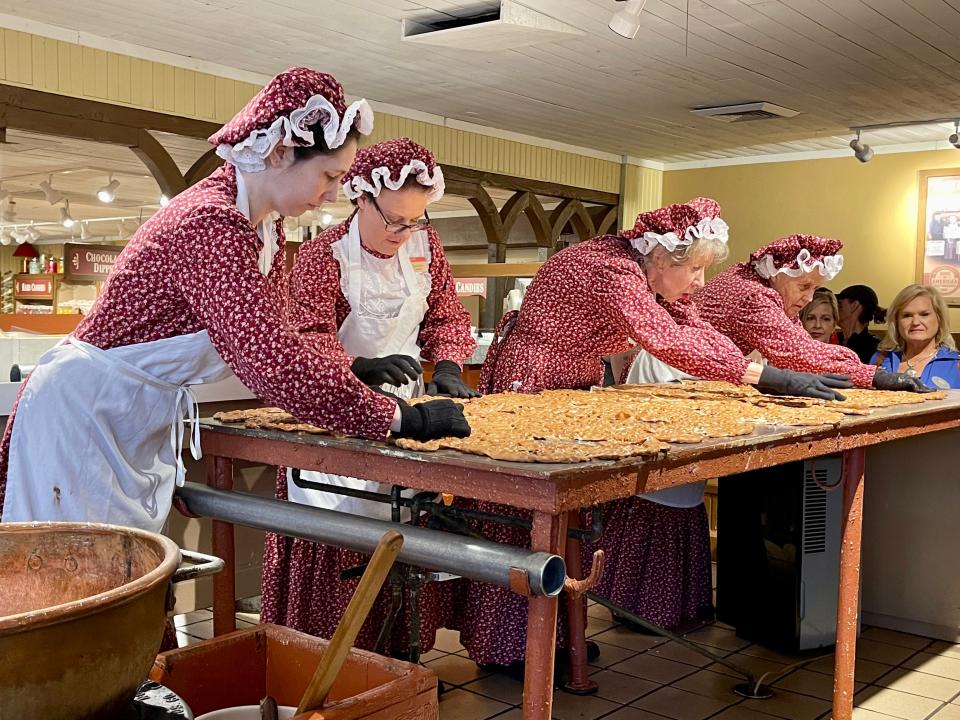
left=215, top=95, right=374, bottom=173
left=343, top=161, right=445, bottom=204
left=629, top=216, right=729, bottom=255
left=752, top=248, right=844, bottom=282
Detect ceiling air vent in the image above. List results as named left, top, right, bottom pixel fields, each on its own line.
left=691, top=102, right=800, bottom=123
left=401, top=0, right=584, bottom=52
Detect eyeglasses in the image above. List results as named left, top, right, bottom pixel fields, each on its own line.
left=369, top=196, right=431, bottom=234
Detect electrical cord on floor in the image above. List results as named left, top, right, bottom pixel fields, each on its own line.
left=749, top=652, right=834, bottom=697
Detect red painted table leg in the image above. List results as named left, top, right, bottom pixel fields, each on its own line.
left=832, top=447, right=865, bottom=720
left=563, top=509, right=598, bottom=694
left=209, top=454, right=237, bottom=636
left=522, top=511, right=566, bottom=719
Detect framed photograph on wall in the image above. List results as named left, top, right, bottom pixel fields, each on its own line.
left=917, top=169, right=960, bottom=305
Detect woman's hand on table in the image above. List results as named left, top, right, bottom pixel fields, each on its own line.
left=426, top=360, right=480, bottom=398
left=351, top=355, right=423, bottom=386
left=872, top=369, right=934, bottom=393
left=756, top=365, right=852, bottom=401
left=392, top=397, right=471, bottom=441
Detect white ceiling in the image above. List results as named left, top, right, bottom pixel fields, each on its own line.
left=3, top=0, right=960, bottom=163
left=0, top=129, right=524, bottom=243
left=0, top=130, right=210, bottom=243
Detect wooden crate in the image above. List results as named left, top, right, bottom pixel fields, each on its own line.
left=150, top=624, right=438, bottom=719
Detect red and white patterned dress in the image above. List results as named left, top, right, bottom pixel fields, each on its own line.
left=461, top=235, right=750, bottom=667
left=478, top=235, right=750, bottom=394
left=694, top=263, right=877, bottom=387
left=285, top=218, right=475, bottom=365
left=261, top=218, right=475, bottom=656
left=0, top=165, right=397, bottom=512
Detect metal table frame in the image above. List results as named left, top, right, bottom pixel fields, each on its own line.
left=196, top=393, right=960, bottom=720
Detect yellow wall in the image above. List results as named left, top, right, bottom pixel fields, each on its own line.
left=663, top=151, right=960, bottom=317
left=620, top=165, right=663, bottom=231
left=0, top=28, right=621, bottom=193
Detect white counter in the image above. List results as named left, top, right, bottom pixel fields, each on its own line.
left=0, top=373, right=256, bottom=416
left=862, top=428, right=960, bottom=642
left=0, top=334, right=63, bottom=377
left=0, top=333, right=259, bottom=415
left=464, top=335, right=493, bottom=365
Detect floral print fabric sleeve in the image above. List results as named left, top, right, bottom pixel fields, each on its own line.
left=733, top=291, right=877, bottom=387
left=591, top=258, right=750, bottom=384
left=288, top=235, right=354, bottom=365
left=171, top=208, right=396, bottom=438
left=418, top=227, right=477, bottom=366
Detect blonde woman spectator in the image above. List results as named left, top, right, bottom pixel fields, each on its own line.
left=801, top=288, right=840, bottom=344
left=871, top=284, right=959, bottom=389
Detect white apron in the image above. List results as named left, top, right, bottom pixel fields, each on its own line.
left=3, top=330, right=231, bottom=531
left=3, top=169, right=277, bottom=532
left=287, top=216, right=432, bottom=521
left=626, top=350, right=707, bottom=508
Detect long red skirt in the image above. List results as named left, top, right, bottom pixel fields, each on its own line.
left=584, top=497, right=713, bottom=629
left=260, top=469, right=461, bottom=657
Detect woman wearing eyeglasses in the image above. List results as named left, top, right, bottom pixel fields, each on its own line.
left=261, top=138, right=477, bottom=656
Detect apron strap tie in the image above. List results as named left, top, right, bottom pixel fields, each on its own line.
left=172, top=386, right=203, bottom=487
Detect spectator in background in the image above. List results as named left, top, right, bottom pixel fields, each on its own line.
left=801, top=288, right=840, bottom=344
left=837, top=284, right=885, bottom=363
left=872, top=284, right=959, bottom=389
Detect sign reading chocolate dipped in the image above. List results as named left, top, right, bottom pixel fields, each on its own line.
left=64, top=243, right=122, bottom=281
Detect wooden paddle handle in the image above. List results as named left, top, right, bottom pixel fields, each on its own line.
left=296, top=530, right=405, bottom=714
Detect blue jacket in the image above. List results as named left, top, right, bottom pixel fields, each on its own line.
left=870, top=345, right=960, bottom=389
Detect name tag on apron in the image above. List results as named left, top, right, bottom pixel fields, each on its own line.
left=409, top=256, right=429, bottom=273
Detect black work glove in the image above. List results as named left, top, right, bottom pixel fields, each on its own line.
left=872, top=369, right=934, bottom=393
left=351, top=354, right=422, bottom=387
left=393, top=397, right=471, bottom=442
left=756, top=366, right=852, bottom=401
left=425, top=360, right=480, bottom=398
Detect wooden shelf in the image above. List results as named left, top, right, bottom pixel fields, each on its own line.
left=450, top=262, right=543, bottom=278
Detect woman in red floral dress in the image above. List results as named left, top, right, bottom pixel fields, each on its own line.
left=693, top=235, right=930, bottom=392
left=0, top=69, right=468, bottom=531
left=463, top=199, right=849, bottom=672
left=261, top=138, right=476, bottom=657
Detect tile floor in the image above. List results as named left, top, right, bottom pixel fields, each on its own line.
left=171, top=600, right=960, bottom=720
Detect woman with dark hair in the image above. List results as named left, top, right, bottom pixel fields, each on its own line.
left=0, top=68, right=468, bottom=530
left=837, top=284, right=886, bottom=363
left=262, top=138, right=476, bottom=656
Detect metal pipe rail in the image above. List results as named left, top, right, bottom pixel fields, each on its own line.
left=175, top=482, right=566, bottom=597
left=289, top=469, right=604, bottom=540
